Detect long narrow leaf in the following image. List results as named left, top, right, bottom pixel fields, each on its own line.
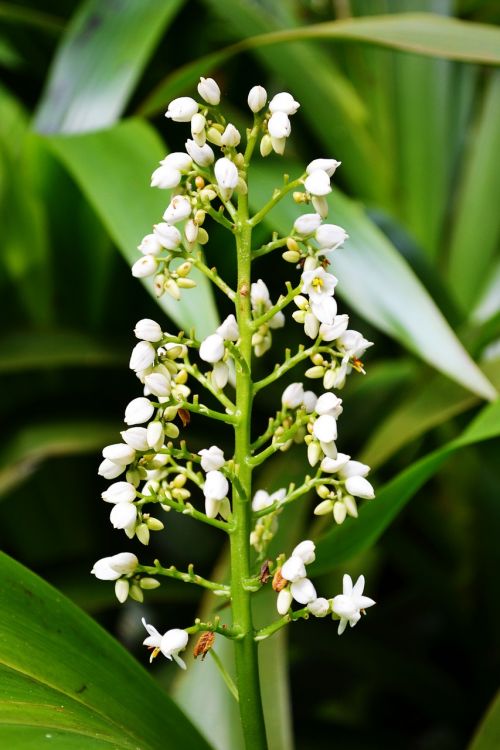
left=34, top=0, right=185, bottom=133
left=312, top=397, right=500, bottom=573
left=0, top=552, right=212, bottom=749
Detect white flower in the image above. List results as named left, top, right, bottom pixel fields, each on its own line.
left=332, top=574, right=375, bottom=635
left=281, top=555, right=306, bottom=582
left=312, top=414, right=337, bottom=443
left=315, top=393, right=343, bottom=417
left=338, top=330, right=374, bottom=359
left=98, top=458, right=125, bottom=480
left=345, top=476, right=375, bottom=500
left=248, top=85, right=267, bottom=113
left=301, top=267, right=338, bottom=300
left=102, top=443, right=136, bottom=466
left=144, top=371, right=171, bottom=398
left=316, top=224, right=348, bottom=250
left=138, top=234, right=162, bottom=256
left=134, top=319, right=163, bottom=342
left=191, top=113, right=207, bottom=143
left=185, top=139, right=214, bottom=167
left=269, top=310, right=285, bottom=329
left=200, top=332, right=225, bottom=363
left=320, top=452, right=351, bottom=473
left=165, top=97, right=198, bottom=122
left=214, top=157, right=239, bottom=190
left=290, top=578, right=317, bottom=605
left=147, top=421, right=164, bottom=451
left=124, top=397, right=154, bottom=425
left=131, top=255, right=157, bottom=278
left=203, top=470, right=230, bottom=519
left=151, top=165, right=181, bottom=189
left=306, top=158, right=341, bottom=177
left=252, top=488, right=286, bottom=511
left=199, top=445, right=225, bottom=472
left=319, top=315, right=349, bottom=342
left=153, top=223, right=182, bottom=250
left=101, top=482, right=136, bottom=504
left=216, top=314, right=239, bottom=341
left=270, top=136, right=287, bottom=156
left=121, top=427, right=149, bottom=451
left=282, top=382, right=304, bottom=409
left=163, top=196, right=192, bottom=224
left=161, top=152, right=192, bottom=171
left=212, top=361, right=229, bottom=389
left=269, top=92, right=300, bottom=115
left=302, top=390, right=318, bottom=413
left=110, top=502, right=137, bottom=531
left=292, top=540, right=316, bottom=565
left=312, top=195, right=329, bottom=219
left=91, top=552, right=138, bottom=580
left=307, top=597, right=330, bottom=617
left=304, top=169, right=332, bottom=197
left=129, top=341, right=156, bottom=372
left=339, top=460, right=370, bottom=479
left=268, top=111, right=291, bottom=139
left=197, top=77, right=220, bottom=105
left=221, top=123, right=241, bottom=147
left=294, top=213, right=322, bottom=236
left=277, top=589, right=293, bottom=615
left=251, top=279, right=271, bottom=309
left=142, top=618, right=189, bottom=668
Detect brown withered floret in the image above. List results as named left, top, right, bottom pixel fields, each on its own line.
left=193, top=631, right=215, bottom=660
left=259, top=560, right=271, bottom=585
left=272, top=567, right=287, bottom=592
left=178, top=408, right=190, bottom=427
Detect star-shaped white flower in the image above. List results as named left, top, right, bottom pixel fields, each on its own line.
left=331, top=574, right=375, bottom=635
left=142, top=618, right=189, bottom=668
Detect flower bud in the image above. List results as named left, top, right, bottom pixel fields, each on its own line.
left=217, top=314, right=239, bottom=341
left=185, top=139, right=214, bottom=167
left=304, top=169, right=332, bottom=197
left=260, top=134, right=273, bottom=157
left=162, top=152, right=192, bottom=170
left=129, top=340, right=156, bottom=372
left=129, top=583, right=144, bottom=602
left=98, top=458, right=124, bottom=480
left=136, top=523, right=150, bottom=546
left=138, top=234, right=162, bottom=256
left=145, top=517, right=164, bottom=531
left=151, top=165, right=181, bottom=189
left=312, top=195, right=329, bottom=218
left=269, top=91, right=300, bottom=115
left=144, top=372, right=172, bottom=398
left=206, top=126, right=223, bottom=146
left=115, top=579, right=129, bottom=603
left=277, top=589, right=293, bottom=615
left=165, top=96, right=198, bottom=122
left=140, top=577, right=161, bottom=590
left=197, top=77, right=220, bottom=105
left=121, top=427, right=149, bottom=451
left=165, top=423, right=180, bottom=439
left=165, top=278, right=181, bottom=300
left=185, top=220, right=198, bottom=244
left=132, top=255, right=157, bottom=278
left=307, top=158, right=341, bottom=177
left=153, top=222, right=182, bottom=250
left=316, top=223, right=348, bottom=250
left=190, top=112, right=206, bottom=135
left=200, top=333, right=225, bottom=363
left=345, top=476, right=375, bottom=500
left=292, top=540, right=316, bottom=565
left=134, top=319, right=163, bottom=342
left=283, top=249, right=301, bottom=263
left=110, top=502, right=137, bottom=530
left=101, top=482, right=136, bottom=504
left=281, top=382, right=304, bottom=409
left=199, top=445, right=225, bottom=472
left=214, top=157, right=238, bottom=190
left=314, top=498, right=333, bottom=515
left=294, top=213, right=322, bottom=235
left=344, top=495, right=358, bottom=518
left=221, top=123, right=241, bottom=147
left=307, top=597, right=330, bottom=617
left=163, top=196, right=192, bottom=224
left=305, top=366, right=325, bottom=379
left=248, top=85, right=267, bottom=113
left=333, top=501, right=347, bottom=525
left=102, top=443, right=136, bottom=465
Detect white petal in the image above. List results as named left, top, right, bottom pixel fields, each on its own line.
left=290, top=578, right=317, bottom=604
left=281, top=555, right=306, bottom=583
left=345, top=476, right=375, bottom=500
left=292, top=540, right=316, bottom=565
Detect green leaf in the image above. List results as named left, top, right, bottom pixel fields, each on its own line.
left=469, top=691, right=500, bottom=750
left=0, top=331, right=124, bottom=372
left=361, top=357, right=500, bottom=469
left=0, top=421, right=120, bottom=497
left=43, top=119, right=219, bottom=337
left=0, top=2, right=64, bottom=33
left=251, top=162, right=497, bottom=400
left=447, top=71, right=500, bottom=312
left=34, top=0, right=185, bottom=133
left=0, top=552, right=212, bottom=749
left=312, top=397, right=500, bottom=574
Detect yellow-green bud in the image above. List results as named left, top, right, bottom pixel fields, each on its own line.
left=146, top=517, right=164, bottom=531
left=115, top=579, right=129, bottom=603
left=140, top=577, right=161, bottom=590
left=129, top=583, right=144, bottom=602
left=177, top=278, right=197, bottom=289
left=283, top=250, right=301, bottom=263
left=344, top=495, right=358, bottom=518
left=197, top=227, right=209, bottom=244
left=176, top=261, right=192, bottom=277
left=317, top=484, right=331, bottom=499
left=293, top=191, right=308, bottom=203
left=333, top=501, right=347, bottom=525
left=314, top=499, right=333, bottom=515
left=305, top=365, right=325, bottom=379
left=165, top=423, right=180, bottom=439
left=260, top=134, right=272, bottom=157
left=172, top=473, right=186, bottom=488
left=175, top=369, right=188, bottom=385
left=311, top=353, right=324, bottom=366
left=194, top=209, right=206, bottom=225
left=206, top=126, right=223, bottom=145
left=136, top=523, right=150, bottom=546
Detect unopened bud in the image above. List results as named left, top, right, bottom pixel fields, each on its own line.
left=165, top=278, right=181, bottom=300
left=206, top=126, right=223, bottom=146
left=305, top=366, right=325, bottom=379
left=115, top=579, right=129, bottom=603
left=194, top=209, right=206, bottom=225
left=311, top=353, right=324, bottom=366
left=197, top=227, right=209, bottom=245
left=333, top=501, right=347, bottom=525
left=323, top=368, right=337, bottom=390
left=293, top=191, right=308, bottom=203
left=172, top=473, right=186, bottom=488
left=283, top=249, right=301, bottom=263
left=140, top=577, right=161, bottom=590
left=314, top=499, right=333, bottom=515
left=129, top=583, right=144, bottom=602
left=165, top=423, right=180, bottom=439
left=176, top=261, right=192, bottom=277
left=195, top=176, right=205, bottom=189
left=260, top=134, right=273, bottom=157
left=146, top=516, right=164, bottom=531
left=177, top=278, right=197, bottom=289
left=175, top=369, right=188, bottom=384
left=317, top=484, right=331, bottom=499
left=185, top=220, right=198, bottom=244
left=344, top=495, right=358, bottom=518
left=136, top=523, right=150, bottom=545
left=286, top=237, right=299, bottom=252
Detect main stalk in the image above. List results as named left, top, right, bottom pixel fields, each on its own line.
left=230, top=185, right=267, bottom=749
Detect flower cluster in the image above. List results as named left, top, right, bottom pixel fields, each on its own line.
left=92, top=77, right=378, bottom=672
left=275, top=541, right=375, bottom=635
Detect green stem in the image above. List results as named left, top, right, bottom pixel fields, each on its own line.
left=254, top=607, right=309, bottom=641
left=230, top=152, right=268, bottom=749
left=138, top=563, right=230, bottom=595
left=249, top=281, right=301, bottom=330
left=248, top=175, right=304, bottom=227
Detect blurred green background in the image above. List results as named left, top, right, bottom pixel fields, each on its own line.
left=1, top=1, right=500, bottom=748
